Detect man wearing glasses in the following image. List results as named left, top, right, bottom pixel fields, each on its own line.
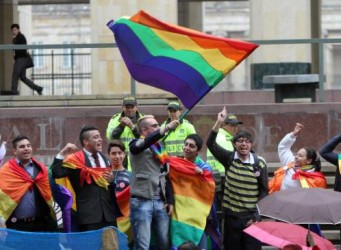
left=129, top=115, right=179, bottom=250
left=206, top=107, right=268, bottom=250
left=206, top=113, right=243, bottom=173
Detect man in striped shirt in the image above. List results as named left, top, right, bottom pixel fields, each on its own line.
left=206, top=107, right=268, bottom=250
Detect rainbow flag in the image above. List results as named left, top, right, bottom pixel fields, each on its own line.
left=116, top=186, right=133, bottom=242
left=338, top=154, right=341, bottom=174
left=107, top=10, right=258, bottom=110
left=168, top=157, right=215, bottom=247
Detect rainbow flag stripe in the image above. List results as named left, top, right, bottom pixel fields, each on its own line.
left=168, top=157, right=215, bottom=246
left=107, top=10, right=258, bottom=109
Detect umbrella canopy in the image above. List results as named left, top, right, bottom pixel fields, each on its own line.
left=257, top=188, right=341, bottom=224
left=243, top=221, right=336, bottom=250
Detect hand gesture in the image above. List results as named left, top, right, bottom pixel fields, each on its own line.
left=217, top=107, right=227, bottom=123
left=292, top=123, right=304, bottom=136
left=167, top=120, right=180, bottom=130
left=195, top=167, right=204, bottom=174
left=120, top=117, right=133, bottom=128
left=59, top=143, right=78, bottom=157
left=165, top=204, right=174, bottom=216
left=103, top=170, right=114, bottom=183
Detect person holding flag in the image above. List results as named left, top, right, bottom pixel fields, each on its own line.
left=162, top=101, right=196, bottom=157
left=129, top=115, right=179, bottom=250
left=168, top=134, right=222, bottom=249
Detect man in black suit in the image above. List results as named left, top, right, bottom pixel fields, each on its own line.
left=51, top=125, right=120, bottom=231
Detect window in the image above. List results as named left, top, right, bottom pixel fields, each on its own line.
left=32, top=41, right=44, bottom=68
left=63, top=41, right=75, bottom=68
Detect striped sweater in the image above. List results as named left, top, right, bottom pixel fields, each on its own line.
left=206, top=130, right=268, bottom=217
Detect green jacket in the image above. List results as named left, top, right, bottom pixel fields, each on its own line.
left=206, top=128, right=234, bottom=172
left=161, top=118, right=196, bottom=157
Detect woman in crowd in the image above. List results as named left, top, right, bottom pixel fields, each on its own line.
left=269, top=122, right=326, bottom=236
left=269, top=122, right=326, bottom=192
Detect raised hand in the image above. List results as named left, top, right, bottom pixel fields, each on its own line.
left=292, top=123, right=304, bottom=136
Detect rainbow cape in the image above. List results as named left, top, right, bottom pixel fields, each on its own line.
left=107, top=10, right=259, bottom=109
left=0, top=158, right=56, bottom=221
left=55, top=151, right=109, bottom=211
left=116, top=186, right=133, bottom=242
left=168, top=157, right=215, bottom=247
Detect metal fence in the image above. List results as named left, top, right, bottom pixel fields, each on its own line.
left=2, top=38, right=341, bottom=101
left=31, top=49, right=91, bottom=95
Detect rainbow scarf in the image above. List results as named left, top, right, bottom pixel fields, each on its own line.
left=168, top=157, right=215, bottom=247
left=116, top=186, right=133, bottom=242
left=150, top=142, right=169, bottom=166
left=292, top=165, right=327, bottom=189
left=107, top=10, right=258, bottom=110
left=55, top=150, right=109, bottom=211
left=0, top=158, right=55, bottom=221
left=338, top=154, right=341, bottom=174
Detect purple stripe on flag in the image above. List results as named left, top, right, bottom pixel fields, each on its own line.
left=111, top=23, right=213, bottom=109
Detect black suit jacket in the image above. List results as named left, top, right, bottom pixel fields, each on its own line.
left=51, top=150, right=120, bottom=225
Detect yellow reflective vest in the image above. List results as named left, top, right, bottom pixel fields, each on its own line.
left=161, top=119, right=196, bottom=157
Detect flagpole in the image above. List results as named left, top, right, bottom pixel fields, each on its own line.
left=179, top=109, right=190, bottom=122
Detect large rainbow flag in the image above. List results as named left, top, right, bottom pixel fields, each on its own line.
left=168, top=157, right=216, bottom=247
left=107, top=10, right=258, bottom=110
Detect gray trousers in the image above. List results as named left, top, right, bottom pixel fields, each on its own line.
left=11, top=57, right=40, bottom=93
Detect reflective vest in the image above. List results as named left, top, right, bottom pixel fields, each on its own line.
left=162, top=119, right=196, bottom=157
left=206, top=128, right=234, bottom=173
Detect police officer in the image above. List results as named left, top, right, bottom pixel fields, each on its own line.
left=106, top=96, right=143, bottom=170
left=206, top=113, right=243, bottom=172
left=161, top=101, right=196, bottom=157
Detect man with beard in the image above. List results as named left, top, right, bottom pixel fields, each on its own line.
left=51, top=125, right=120, bottom=232
left=206, top=107, right=268, bottom=250
left=106, top=96, right=143, bottom=170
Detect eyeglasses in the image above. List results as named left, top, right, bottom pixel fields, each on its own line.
left=236, top=139, right=251, bottom=144
left=147, top=123, right=159, bottom=128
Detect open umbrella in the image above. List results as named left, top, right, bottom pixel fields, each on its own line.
left=257, top=188, right=341, bottom=224
left=243, top=221, right=336, bottom=250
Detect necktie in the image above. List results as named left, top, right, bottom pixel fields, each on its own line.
left=92, top=153, right=101, bottom=167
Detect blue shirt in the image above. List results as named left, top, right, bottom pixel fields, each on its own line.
left=13, top=159, right=36, bottom=219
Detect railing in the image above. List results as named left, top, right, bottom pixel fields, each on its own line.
left=1, top=38, right=341, bottom=101
left=31, top=50, right=91, bottom=95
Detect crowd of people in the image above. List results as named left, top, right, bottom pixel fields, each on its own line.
left=0, top=97, right=339, bottom=250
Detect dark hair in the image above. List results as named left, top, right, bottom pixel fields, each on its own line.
left=79, top=125, right=98, bottom=146
left=185, top=134, right=203, bottom=151
left=178, top=241, right=198, bottom=250
left=11, top=24, right=20, bottom=30
left=304, top=147, right=321, bottom=171
left=12, top=135, right=30, bottom=149
left=232, top=130, right=253, bottom=144
left=107, top=139, right=126, bottom=154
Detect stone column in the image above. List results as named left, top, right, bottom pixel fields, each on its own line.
left=250, top=0, right=313, bottom=89
left=0, top=0, right=18, bottom=93
left=90, top=0, right=177, bottom=96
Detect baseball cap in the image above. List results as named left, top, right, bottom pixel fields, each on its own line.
left=122, top=96, right=137, bottom=106
left=167, top=101, right=181, bottom=111
left=225, top=114, right=243, bottom=125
